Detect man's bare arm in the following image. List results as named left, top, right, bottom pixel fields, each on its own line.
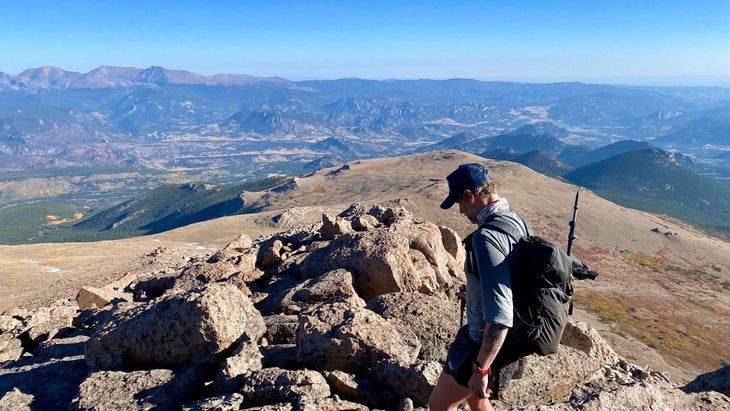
left=477, top=322, right=508, bottom=368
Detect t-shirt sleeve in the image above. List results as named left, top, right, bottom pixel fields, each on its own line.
left=472, top=229, right=514, bottom=327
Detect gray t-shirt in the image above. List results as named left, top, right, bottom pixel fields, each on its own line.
left=465, top=211, right=529, bottom=342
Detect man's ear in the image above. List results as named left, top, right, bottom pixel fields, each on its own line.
left=462, top=189, right=473, bottom=201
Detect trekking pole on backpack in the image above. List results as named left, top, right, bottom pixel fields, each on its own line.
left=566, top=191, right=579, bottom=257
left=566, top=190, right=579, bottom=315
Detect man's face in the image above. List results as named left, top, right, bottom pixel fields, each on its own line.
left=457, top=190, right=479, bottom=224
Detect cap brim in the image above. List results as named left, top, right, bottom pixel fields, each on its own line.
left=440, top=193, right=459, bottom=209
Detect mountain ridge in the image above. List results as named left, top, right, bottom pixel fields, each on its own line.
left=2, top=66, right=729, bottom=185
left=2, top=65, right=294, bottom=90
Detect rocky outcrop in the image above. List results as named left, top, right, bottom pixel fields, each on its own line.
left=1, top=203, right=728, bottom=410
left=85, top=282, right=265, bottom=371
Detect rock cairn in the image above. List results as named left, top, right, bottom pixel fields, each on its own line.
left=1, top=203, right=729, bottom=410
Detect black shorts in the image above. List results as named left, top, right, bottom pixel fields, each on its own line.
left=443, top=326, right=527, bottom=391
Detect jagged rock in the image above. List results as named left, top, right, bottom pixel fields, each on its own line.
left=76, top=285, right=131, bottom=309
left=376, top=205, right=414, bottom=226
left=0, top=314, right=23, bottom=334
left=684, top=365, right=730, bottom=397
left=560, top=318, right=621, bottom=366
left=496, top=319, right=622, bottom=407
left=396, top=219, right=463, bottom=290
left=324, top=370, right=381, bottom=401
left=0, top=387, right=34, bottom=410
left=260, top=239, right=286, bottom=268
left=227, top=266, right=265, bottom=287
left=324, top=372, right=359, bottom=397
left=338, top=202, right=371, bottom=218
left=238, top=367, right=330, bottom=404
left=222, top=233, right=254, bottom=252
left=320, top=213, right=354, bottom=239
left=204, top=252, right=257, bottom=275
left=0, top=334, right=23, bottom=362
left=182, top=393, right=245, bottom=411
left=86, top=282, right=265, bottom=370
left=273, top=206, right=336, bottom=231
left=351, top=214, right=380, bottom=231
left=69, top=368, right=200, bottom=411
left=296, top=301, right=419, bottom=373
left=34, top=333, right=89, bottom=360
left=260, top=268, right=363, bottom=315
left=212, top=340, right=263, bottom=394
left=22, top=303, right=78, bottom=347
left=103, top=271, right=140, bottom=292
left=499, top=345, right=603, bottom=407
left=264, top=205, right=462, bottom=300
left=206, top=234, right=258, bottom=277
left=439, top=225, right=466, bottom=266
left=1, top=307, right=27, bottom=318
left=372, top=359, right=442, bottom=407
left=176, top=260, right=239, bottom=289
left=366, top=292, right=460, bottom=362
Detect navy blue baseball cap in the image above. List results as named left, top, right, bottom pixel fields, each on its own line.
left=440, top=163, right=490, bottom=209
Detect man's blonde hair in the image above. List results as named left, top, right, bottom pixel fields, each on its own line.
left=473, top=178, right=496, bottom=197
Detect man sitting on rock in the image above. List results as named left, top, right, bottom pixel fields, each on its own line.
left=429, top=163, right=531, bottom=411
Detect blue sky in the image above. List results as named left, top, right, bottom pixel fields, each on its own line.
left=1, top=0, right=729, bottom=86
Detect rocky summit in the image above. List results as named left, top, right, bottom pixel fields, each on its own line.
left=1, top=203, right=729, bottom=410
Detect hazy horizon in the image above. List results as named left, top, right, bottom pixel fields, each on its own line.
left=1, top=1, right=729, bottom=87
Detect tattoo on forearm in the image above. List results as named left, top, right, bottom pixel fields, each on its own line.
left=484, top=323, right=508, bottom=356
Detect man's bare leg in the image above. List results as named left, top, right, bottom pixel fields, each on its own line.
left=429, top=372, right=494, bottom=411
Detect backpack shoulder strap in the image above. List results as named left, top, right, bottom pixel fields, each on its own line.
left=482, top=219, right=523, bottom=244
left=477, top=216, right=524, bottom=259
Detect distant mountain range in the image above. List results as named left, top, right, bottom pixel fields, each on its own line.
left=2, top=65, right=729, bottom=177
left=1, top=65, right=730, bottom=243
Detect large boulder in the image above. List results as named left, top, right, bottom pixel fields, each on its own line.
left=366, top=292, right=460, bottom=362
left=20, top=303, right=78, bottom=347
left=296, top=301, right=420, bottom=373
left=237, top=367, right=330, bottom=404
left=276, top=205, right=464, bottom=302
left=299, top=221, right=461, bottom=301
left=257, top=268, right=363, bottom=315
left=494, top=318, right=625, bottom=407
left=371, top=359, right=442, bottom=407
left=86, top=282, right=265, bottom=370
left=498, top=345, right=603, bottom=407
left=69, top=368, right=200, bottom=411
left=211, top=340, right=263, bottom=394
left=299, top=229, right=420, bottom=300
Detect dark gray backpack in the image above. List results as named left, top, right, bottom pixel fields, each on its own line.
left=471, top=217, right=597, bottom=356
